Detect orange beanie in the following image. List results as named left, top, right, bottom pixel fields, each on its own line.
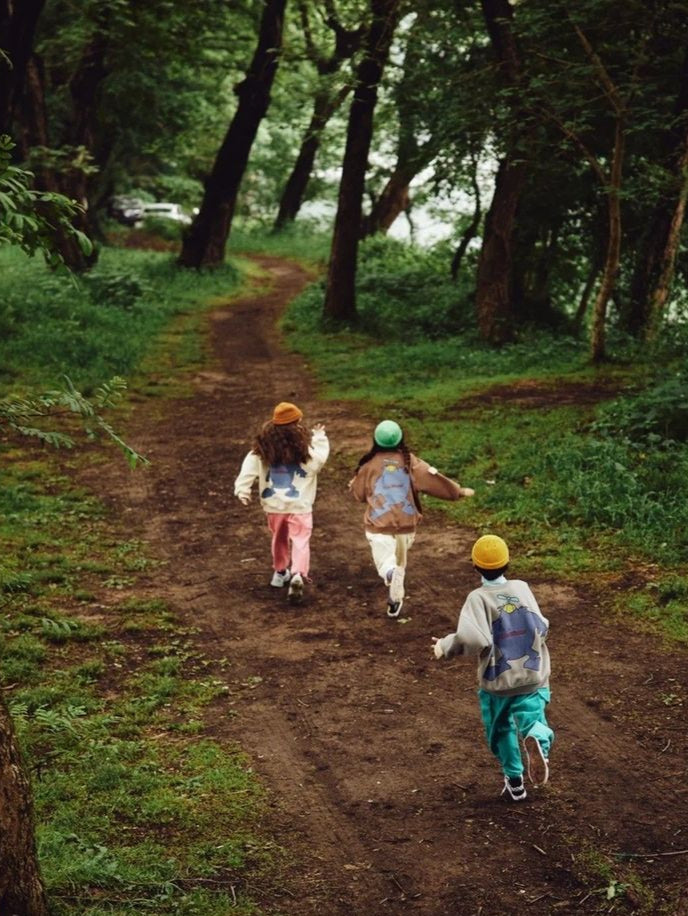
left=272, top=402, right=303, bottom=425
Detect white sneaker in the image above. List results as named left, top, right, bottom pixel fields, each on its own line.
left=288, top=573, right=304, bottom=603
left=270, top=569, right=291, bottom=588
left=524, top=735, right=549, bottom=786
left=389, top=566, right=405, bottom=603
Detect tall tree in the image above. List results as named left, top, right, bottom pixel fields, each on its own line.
left=323, top=0, right=400, bottom=322
left=0, top=0, right=46, bottom=133
left=179, top=0, right=287, bottom=268
left=474, top=0, right=529, bottom=345
left=628, top=47, right=688, bottom=338
left=360, top=13, right=436, bottom=239
left=273, top=1, right=363, bottom=231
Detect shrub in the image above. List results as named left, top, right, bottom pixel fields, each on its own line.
left=592, top=369, right=688, bottom=445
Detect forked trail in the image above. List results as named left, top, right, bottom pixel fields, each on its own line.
left=95, top=257, right=688, bottom=915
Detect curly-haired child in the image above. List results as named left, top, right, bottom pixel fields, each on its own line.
left=234, top=402, right=329, bottom=602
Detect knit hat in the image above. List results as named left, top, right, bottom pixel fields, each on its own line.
left=272, top=402, right=303, bottom=425
left=374, top=420, right=403, bottom=448
left=471, top=535, right=509, bottom=569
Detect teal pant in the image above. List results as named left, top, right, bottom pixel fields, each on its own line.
left=478, top=688, right=554, bottom=779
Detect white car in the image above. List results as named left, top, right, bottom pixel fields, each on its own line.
left=141, top=202, right=192, bottom=225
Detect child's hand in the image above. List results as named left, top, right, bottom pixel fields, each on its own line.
left=459, top=487, right=475, bottom=497
left=312, top=423, right=326, bottom=434
left=238, top=495, right=251, bottom=506
left=347, top=477, right=355, bottom=490
left=431, top=637, right=444, bottom=660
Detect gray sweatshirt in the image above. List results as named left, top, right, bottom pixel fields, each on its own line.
left=438, top=579, right=550, bottom=696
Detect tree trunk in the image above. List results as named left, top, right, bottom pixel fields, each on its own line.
left=323, top=0, right=400, bottom=322
left=475, top=156, right=527, bottom=343
left=475, top=0, right=528, bottom=344
left=179, top=0, right=287, bottom=268
left=591, top=121, right=624, bottom=363
left=360, top=164, right=413, bottom=237
left=0, top=0, right=46, bottom=134
left=273, top=83, right=349, bottom=231
left=628, top=49, right=688, bottom=336
left=574, top=250, right=602, bottom=330
left=645, top=138, right=688, bottom=341
left=0, top=699, right=49, bottom=916
left=17, top=53, right=98, bottom=271
left=451, top=159, right=481, bottom=279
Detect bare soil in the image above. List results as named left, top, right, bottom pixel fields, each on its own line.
left=90, top=257, right=688, bottom=916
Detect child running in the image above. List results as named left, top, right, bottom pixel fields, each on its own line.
left=350, top=419, right=474, bottom=618
left=234, top=402, right=329, bottom=603
left=431, top=535, right=553, bottom=802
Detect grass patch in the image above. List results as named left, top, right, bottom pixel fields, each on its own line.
left=0, top=245, right=279, bottom=913
left=229, top=221, right=331, bottom=265
left=282, top=235, right=688, bottom=642
left=0, top=245, right=241, bottom=395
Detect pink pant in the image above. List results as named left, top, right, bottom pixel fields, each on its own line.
left=266, top=513, right=313, bottom=577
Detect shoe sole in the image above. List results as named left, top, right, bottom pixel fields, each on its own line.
left=389, top=566, right=405, bottom=603
left=288, top=580, right=304, bottom=604
left=524, top=736, right=549, bottom=786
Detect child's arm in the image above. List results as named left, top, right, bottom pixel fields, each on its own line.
left=411, top=457, right=474, bottom=500
left=308, top=424, right=330, bottom=471
left=233, top=451, right=262, bottom=505
left=348, top=466, right=368, bottom=502
left=431, top=596, right=492, bottom=659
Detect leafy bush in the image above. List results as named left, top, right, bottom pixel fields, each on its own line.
left=84, top=269, right=150, bottom=311
left=140, top=215, right=185, bottom=242
left=592, top=370, right=688, bottom=445
left=0, top=246, right=239, bottom=391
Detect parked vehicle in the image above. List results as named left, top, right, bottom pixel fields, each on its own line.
left=141, top=202, right=192, bottom=225
left=108, top=195, right=145, bottom=226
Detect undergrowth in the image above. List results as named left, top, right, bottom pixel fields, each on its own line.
left=0, top=245, right=275, bottom=914
left=282, top=236, right=688, bottom=643
left=0, top=246, right=240, bottom=394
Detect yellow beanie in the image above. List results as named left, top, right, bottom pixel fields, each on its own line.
left=272, top=402, right=303, bottom=425
left=471, top=535, right=509, bottom=569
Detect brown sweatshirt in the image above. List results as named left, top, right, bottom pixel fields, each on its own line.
left=351, top=451, right=463, bottom=534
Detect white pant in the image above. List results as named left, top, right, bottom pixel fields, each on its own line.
left=365, top=532, right=416, bottom=581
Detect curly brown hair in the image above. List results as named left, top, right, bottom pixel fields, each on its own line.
left=253, top=421, right=311, bottom=466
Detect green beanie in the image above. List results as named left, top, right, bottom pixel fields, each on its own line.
left=374, top=420, right=403, bottom=448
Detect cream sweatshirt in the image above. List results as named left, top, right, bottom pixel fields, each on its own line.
left=234, top=428, right=329, bottom=514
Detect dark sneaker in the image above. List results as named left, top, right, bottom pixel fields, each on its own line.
left=288, top=573, right=304, bottom=603
left=501, top=775, right=527, bottom=802
left=270, top=569, right=291, bottom=588
left=524, top=735, right=549, bottom=786
left=386, top=598, right=403, bottom=618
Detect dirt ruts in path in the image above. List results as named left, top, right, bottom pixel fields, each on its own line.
left=94, top=257, right=688, bottom=915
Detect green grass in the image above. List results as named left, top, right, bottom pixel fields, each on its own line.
left=281, top=237, right=688, bottom=643
left=0, top=246, right=241, bottom=394
left=0, top=244, right=279, bottom=913
left=229, top=221, right=331, bottom=265
left=0, top=464, right=277, bottom=913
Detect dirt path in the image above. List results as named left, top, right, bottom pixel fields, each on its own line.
left=93, top=258, right=688, bottom=915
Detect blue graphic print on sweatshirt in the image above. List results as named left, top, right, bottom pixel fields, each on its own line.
left=261, top=463, right=308, bottom=499
left=369, top=462, right=417, bottom=520
left=484, top=594, right=548, bottom=681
